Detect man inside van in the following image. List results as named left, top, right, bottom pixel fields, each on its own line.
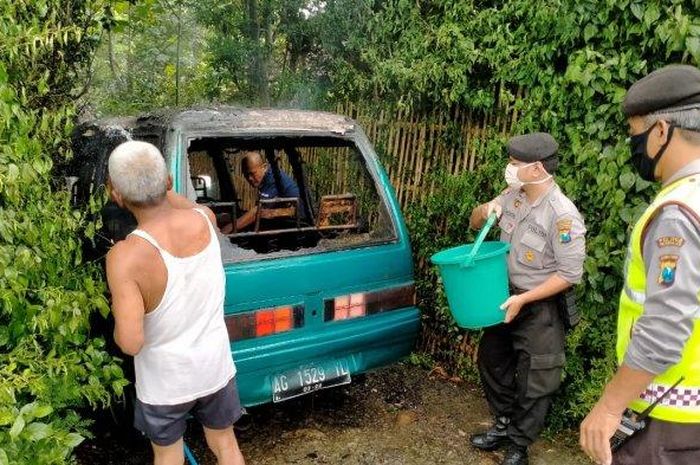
left=105, top=140, right=246, bottom=465
left=230, top=151, right=302, bottom=232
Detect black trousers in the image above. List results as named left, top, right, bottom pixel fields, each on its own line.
left=477, top=297, right=566, bottom=446
left=613, top=418, right=700, bottom=465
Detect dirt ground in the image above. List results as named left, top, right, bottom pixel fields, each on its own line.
left=75, top=363, right=590, bottom=465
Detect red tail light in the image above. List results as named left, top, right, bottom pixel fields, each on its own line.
left=226, top=305, right=303, bottom=341
left=324, top=284, right=416, bottom=322
left=333, top=293, right=367, bottom=320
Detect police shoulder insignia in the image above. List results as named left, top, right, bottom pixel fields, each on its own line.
left=657, top=236, right=685, bottom=248
left=658, top=255, right=679, bottom=286
left=557, top=219, right=573, bottom=244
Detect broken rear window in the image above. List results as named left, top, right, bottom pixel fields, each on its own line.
left=186, top=136, right=397, bottom=262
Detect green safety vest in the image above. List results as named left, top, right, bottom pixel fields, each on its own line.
left=617, top=174, right=700, bottom=423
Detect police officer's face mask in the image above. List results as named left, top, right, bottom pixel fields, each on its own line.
left=629, top=122, right=675, bottom=182
left=504, top=162, right=551, bottom=190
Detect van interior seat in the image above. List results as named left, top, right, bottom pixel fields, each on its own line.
left=317, top=194, right=358, bottom=229
left=254, top=197, right=300, bottom=232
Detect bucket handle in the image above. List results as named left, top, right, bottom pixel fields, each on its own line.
left=461, top=212, right=497, bottom=268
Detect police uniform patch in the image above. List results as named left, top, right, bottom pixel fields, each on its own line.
left=514, top=199, right=522, bottom=209
left=657, top=236, right=685, bottom=248
left=657, top=255, right=679, bottom=285
left=525, top=250, right=535, bottom=262
left=557, top=219, right=573, bottom=244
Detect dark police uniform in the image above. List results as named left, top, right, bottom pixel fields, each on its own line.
left=471, top=133, right=586, bottom=465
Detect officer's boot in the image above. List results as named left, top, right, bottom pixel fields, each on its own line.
left=501, top=441, right=528, bottom=465
left=469, top=416, right=510, bottom=451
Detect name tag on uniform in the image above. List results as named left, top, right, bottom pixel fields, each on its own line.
left=501, top=221, right=515, bottom=235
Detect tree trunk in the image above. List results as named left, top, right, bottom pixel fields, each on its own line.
left=175, top=15, right=181, bottom=106
left=246, top=0, right=261, bottom=104
left=245, top=0, right=271, bottom=106
left=261, top=0, right=272, bottom=106
left=126, top=3, right=133, bottom=94
left=108, top=29, right=117, bottom=79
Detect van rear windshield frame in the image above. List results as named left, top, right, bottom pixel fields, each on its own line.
left=182, top=133, right=400, bottom=262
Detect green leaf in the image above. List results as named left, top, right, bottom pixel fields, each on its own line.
left=687, top=37, right=700, bottom=64
left=630, top=3, right=644, bottom=20
left=19, top=403, right=36, bottom=417
left=643, top=5, right=660, bottom=27
left=24, top=422, right=51, bottom=441
left=0, top=448, right=8, bottom=465
left=583, top=24, right=597, bottom=43
left=9, top=415, right=25, bottom=439
left=619, top=172, right=636, bottom=190
left=7, top=164, right=19, bottom=182
left=0, top=409, right=14, bottom=426
left=65, top=433, right=84, bottom=448
left=33, top=405, right=53, bottom=419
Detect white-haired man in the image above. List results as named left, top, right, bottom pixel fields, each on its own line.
left=105, top=140, right=246, bottom=465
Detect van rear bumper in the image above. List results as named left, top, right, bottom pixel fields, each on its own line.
left=232, top=307, right=420, bottom=407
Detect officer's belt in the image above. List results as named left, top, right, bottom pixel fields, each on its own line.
left=509, top=286, right=558, bottom=304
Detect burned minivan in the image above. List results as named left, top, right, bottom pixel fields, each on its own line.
left=71, top=108, right=420, bottom=406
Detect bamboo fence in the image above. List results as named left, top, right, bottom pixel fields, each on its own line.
left=336, top=94, right=523, bottom=210
left=336, top=95, right=524, bottom=370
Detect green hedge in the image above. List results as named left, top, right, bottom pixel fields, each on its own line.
left=326, top=0, right=700, bottom=429
left=0, top=2, right=127, bottom=463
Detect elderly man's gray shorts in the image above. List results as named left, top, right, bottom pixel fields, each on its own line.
left=134, top=377, right=243, bottom=446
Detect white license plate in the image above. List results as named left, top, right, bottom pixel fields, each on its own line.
left=272, top=359, right=351, bottom=402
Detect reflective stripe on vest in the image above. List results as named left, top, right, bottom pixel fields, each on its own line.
left=617, top=174, right=700, bottom=423
left=624, top=285, right=646, bottom=305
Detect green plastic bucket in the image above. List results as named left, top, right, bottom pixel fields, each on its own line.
left=431, top=241, right=511, bottom=329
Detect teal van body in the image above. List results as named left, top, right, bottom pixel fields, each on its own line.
left=72, top=108, right=420, bottom=407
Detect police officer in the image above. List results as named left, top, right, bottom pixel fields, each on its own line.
left=580, top=65, right=700, bottom=465
left=469, top=132, right=586, bottom=465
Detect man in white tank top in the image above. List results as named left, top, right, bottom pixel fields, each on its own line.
left=105, top=140, right=245, bottom=465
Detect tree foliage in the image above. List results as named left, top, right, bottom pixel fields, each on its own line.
left=330, top=0, right=700, bottom=428
left=195, top=0, right=379, bottom=107
left=86, top=0, right=379, bottom=111
left=0, top=1, right=127, bottom=463
left=87, top=0, right=212, bottom=116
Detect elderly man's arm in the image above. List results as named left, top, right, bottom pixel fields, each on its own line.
left=106, top=243, right=145, bottom=356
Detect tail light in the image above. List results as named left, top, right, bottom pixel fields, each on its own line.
left=324, top=284, right=416, bottom=322
left=226, top=305, right=304, bottom=342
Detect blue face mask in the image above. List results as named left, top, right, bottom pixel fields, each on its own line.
left=629, top=123, right=675, bottom=182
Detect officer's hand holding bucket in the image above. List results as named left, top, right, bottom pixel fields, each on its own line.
left=499, top=294, right=528, bottom=323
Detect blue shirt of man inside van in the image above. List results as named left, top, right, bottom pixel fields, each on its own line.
left=259, top=168, right=300, bottom=200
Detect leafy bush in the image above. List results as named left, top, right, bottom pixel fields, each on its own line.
left=326, top=0, right=700, bottom=429
left=0, top=2, right=127, bottom=463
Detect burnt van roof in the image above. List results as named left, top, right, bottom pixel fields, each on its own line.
left=82, top=106, right=357, bottom=136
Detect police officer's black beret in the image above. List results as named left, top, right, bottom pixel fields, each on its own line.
left=506, top=132, right=558, bottom=162
left=622, top=65, right=700, bottom=117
